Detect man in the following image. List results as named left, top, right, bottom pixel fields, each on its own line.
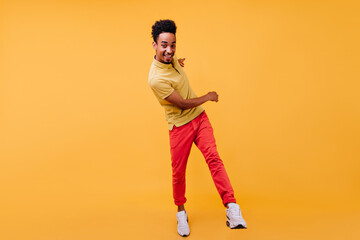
left=148, top=19, right=247, bottom=237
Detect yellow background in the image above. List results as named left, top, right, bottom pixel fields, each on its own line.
left=1, top=0, right=359, bottom=239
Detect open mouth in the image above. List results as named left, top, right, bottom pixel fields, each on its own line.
left=164, top=55, right=173, bottom=61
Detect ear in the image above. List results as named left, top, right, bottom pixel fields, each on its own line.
left=152, top=41, right=157, bottom=50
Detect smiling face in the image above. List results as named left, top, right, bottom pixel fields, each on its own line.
left=152, top=32, right=176, bottom=64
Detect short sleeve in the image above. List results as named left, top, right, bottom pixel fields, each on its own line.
left=149, top=78, right=174, bottom=99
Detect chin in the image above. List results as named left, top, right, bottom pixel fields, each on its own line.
left=161, top=57, right=172, bottom=64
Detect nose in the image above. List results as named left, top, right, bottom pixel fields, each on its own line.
left=166, top=46, right=173, bottom=54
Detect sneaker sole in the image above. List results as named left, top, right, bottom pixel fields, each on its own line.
left=179, top=233, right=190, bottom=237
left=226, top=220, right=247, bottom=229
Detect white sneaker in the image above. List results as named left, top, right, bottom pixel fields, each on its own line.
left=226, top=203, right=247, bottom=229
left=176, top=210, right=190, bottom=237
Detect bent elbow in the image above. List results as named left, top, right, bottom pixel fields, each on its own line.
left=179, top=101, right=190, bottom=110
left=179, top=104, right=188, bottom=110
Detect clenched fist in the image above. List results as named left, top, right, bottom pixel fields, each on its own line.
left=207, top=91, right=219, bottom=102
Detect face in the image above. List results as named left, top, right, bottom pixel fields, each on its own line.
left=152, top=32, right=176, bottom=64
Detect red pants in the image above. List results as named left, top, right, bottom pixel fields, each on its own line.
left=169, top=111, right=236, bottom=207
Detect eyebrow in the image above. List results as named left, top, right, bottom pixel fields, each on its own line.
left=161, top=41, right=176, bottom=44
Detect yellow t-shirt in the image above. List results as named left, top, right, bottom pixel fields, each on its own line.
left=148, top=55, right=204, bottom=130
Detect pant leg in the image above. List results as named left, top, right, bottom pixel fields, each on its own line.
left=193, top=112, right=236, bottom=206
left=169, top=123, right=195, bottom=206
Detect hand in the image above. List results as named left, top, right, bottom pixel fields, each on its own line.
left=207, top=91, right=218, bottom=102
left=178, top=58, right=186, bottom=67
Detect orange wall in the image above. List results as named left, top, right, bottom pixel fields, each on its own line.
left=1, top=0, right=359, bottom=239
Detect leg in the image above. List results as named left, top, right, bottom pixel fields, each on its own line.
left=169, top=123, right=195, bottom=207
left=193, top=112, right=236, bottom=206
left=178, top=205, right=185, bottom=212
left=170, top=124, right=194, bottom=237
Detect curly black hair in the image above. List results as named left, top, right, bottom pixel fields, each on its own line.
left=151, top=19, right=177, bottom=43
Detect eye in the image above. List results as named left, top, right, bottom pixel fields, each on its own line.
left=171, top=45, right=176, bottom=48
left=161, top=44, right=167, bottom=48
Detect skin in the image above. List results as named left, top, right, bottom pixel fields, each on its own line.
left=153, top=32, right=233, bottom=212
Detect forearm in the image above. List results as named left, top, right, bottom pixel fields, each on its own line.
left=165, top=90, right=218, bottom=110
left=180, top=94, right=209, bottom=110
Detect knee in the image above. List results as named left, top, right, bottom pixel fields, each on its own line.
left=206, top=154, right=224, bottom=169
left=204, top=149, right=221, bottom=163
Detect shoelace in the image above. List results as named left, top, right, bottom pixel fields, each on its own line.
left=228, top=207, right=241, bottom=219
left=178, top=217, right=187, bottom=225
left=178, top=215, right=188, bottom=225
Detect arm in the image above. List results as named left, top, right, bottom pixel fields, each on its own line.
left=165, top=90, right=218, bottom=110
